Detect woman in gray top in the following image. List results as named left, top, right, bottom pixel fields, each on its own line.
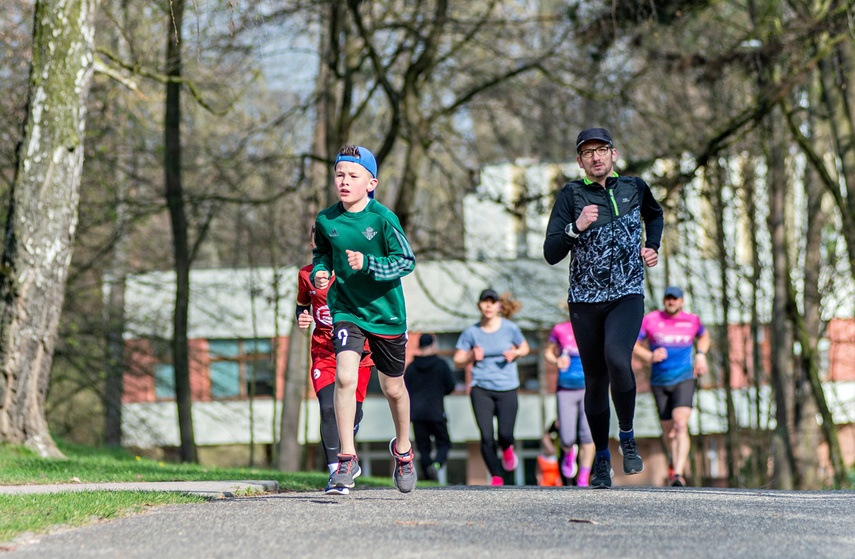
left=454, top=289, right=530, bottom=486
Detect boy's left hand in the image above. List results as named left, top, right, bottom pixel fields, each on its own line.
left=346, top=250, right=364, bottom=270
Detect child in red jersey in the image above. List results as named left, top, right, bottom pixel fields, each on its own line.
left=295, top=225, right=373, bottom=494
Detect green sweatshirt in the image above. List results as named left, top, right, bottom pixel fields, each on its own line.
left=311, top=199, right=415, bottom=335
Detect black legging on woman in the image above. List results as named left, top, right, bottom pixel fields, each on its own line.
left=470, top=385, right=518, bottom=477
left=569, top=294, right=644, bottom=451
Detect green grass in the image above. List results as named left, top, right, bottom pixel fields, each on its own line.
left=0, top=491, right=207, bottom=544
left=0, top=440, right=394, bottom=544
left=0, top=439, right=389, bottom=491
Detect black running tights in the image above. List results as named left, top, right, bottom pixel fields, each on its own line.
left=317, top=384, right=363, bottom=464
left=568, top=295, right=643, bottom=451
left=470, top=385, right=518, bottom=477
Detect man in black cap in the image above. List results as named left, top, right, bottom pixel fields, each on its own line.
left=543, top=127, right=665, bottom=488
left=404, top=333, right=456, bottom=481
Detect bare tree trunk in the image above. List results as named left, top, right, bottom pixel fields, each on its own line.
left=780, top=18, right=851, bottom=489
left=164, top=0, right=197, bottom=463
left=393, top=133, right=427, bottom=234
left=277, top=2, right=338, bottom=471
left=103, top=0, right=133, bottom=447
left=741, top=156, right=769, bottom=483
left=785, top=90, right=849, bottom=487
left=103, top=251, right=127, bottom=447
left=278, top=328, right=309, bottom=471
left=817, top=42, right=855, bottom=282
left=706, top=162, right=739, bottom=487
left=0, top=0, right=98, bottom=457
left=765, top=109, right=797, bottom=489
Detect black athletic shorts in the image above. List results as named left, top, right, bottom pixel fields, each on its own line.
left=332, top=321, right=408, bottom=377
left=652, top=377, right=696, bottom=420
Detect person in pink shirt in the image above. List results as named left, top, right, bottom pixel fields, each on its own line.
left=634, top=286, right=710, bottom=486
left=544, top=321, right=594, bottom=486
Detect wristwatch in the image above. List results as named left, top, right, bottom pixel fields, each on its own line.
left=565, top=222, right=581, bottom=239
left=696, top=350, right=706, bottom=355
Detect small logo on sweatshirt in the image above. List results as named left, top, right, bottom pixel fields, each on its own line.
left=362, top=227, right=378, bottom=240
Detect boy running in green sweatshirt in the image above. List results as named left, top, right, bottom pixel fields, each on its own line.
left=311, top=145, right=417, bottom=494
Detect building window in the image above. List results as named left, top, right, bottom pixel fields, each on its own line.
left=155, top=363, right=176, bottom=400
left=208, top=339, right=275, bottom=399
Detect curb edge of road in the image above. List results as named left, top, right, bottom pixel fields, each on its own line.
left=0, top=480, right=281, bottom=498
left=215, top=480, right=280, bottom=498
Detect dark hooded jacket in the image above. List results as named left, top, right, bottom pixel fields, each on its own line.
left=404, top=355, right=456, bottom=422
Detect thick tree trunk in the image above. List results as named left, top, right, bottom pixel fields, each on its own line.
left=164, top=0, right=197, bottom=463
left=0, top=0, right=99, bottom=457
left=278, top=329, right=308, bottom=471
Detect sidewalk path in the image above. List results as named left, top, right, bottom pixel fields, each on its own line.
left=2, top=485, right=854, bottom=558
left=0, top=480, right=279, bottom=499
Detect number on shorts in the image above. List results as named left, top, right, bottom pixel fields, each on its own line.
left=337, top=328, right=348, bottom=348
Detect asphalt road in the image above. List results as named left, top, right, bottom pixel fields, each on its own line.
left=3, top=485, right=854, bottom=558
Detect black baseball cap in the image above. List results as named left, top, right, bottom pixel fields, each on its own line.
left=479, top=288, right=499, bottom=302
left=418, top=333, right=436, bottom=348
left=576, top=127, right=613, bottom=151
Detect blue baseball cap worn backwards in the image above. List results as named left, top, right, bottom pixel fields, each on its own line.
left=334, top=146, right=377, bottom=178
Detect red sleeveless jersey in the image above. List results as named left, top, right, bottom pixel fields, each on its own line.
left=297, top=265, right=373, bottom=367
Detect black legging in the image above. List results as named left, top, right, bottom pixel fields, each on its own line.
left=569, top=295, right=643, bottom=451
left=412, top=420, right=452, bottom=477
left=317, top=384, right=363, bottom=464
left=470, top=385, right=518, bottom=477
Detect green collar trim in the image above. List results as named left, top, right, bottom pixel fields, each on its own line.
left=583, top=172, right=619, bottom=185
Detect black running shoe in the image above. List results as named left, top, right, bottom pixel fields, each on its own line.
left=619, top=437, right=644, bottom=475
left=591, top=455, right=613, bottom=488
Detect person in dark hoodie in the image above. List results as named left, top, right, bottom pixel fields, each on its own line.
left=404, top=333, right=456, bottom=481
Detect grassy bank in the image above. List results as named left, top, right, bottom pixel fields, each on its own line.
left=0, top=440, right=390, bottom=545
left=0, top=491, right=207, bottom=544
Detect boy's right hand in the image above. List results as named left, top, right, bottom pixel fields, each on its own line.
left=313, top=270, right=329, bottom=289
left=297, top=310, right=312, bottom=329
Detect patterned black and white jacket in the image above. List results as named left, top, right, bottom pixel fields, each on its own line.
left=543, top=174, right=664, bottom=304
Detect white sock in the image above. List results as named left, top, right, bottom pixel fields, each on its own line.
left=328, top=463, right=337, bottom=474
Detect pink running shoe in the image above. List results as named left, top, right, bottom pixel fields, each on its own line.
left=561, top=445, right=578, bottom=479
left=576, top=467, right=590, bottom=487
left=502, top=445, right=519, bottom=471
left=491, top=475, right=504, bottom=486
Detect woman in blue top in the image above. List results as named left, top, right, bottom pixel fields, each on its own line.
left=454, top=289, right=530, bottom=486
left=544, top=320, right=594, bottom=486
